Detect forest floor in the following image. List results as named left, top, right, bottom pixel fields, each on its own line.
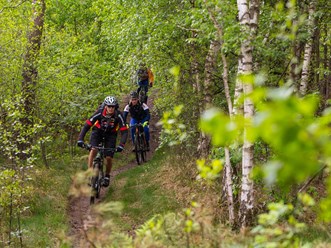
left=67, top=91, right=161, bottom=247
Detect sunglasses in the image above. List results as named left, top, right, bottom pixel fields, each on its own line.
left=106, top=105, right=116, bottom=108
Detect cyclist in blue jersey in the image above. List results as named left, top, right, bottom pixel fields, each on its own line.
left=136, top=62, right=154, bottom=104
left=123, top=91, right=150, bottom=151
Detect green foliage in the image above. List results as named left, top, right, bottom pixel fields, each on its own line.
left=252, top=194, right=316, bottom=248
left=319, top=176, right=331, bottom=222
left=135, top=202, right=212, bottom=247
left=200, top=108, right=245, bottom=147
left=0, top=96, right=56, bottom=246
left=196, top=159, right=223, bottom=183
left=200, top=81, right=331, bottom=221
left=0, top=169, right=33, bottom=247
left=158, top=105, right=190, bottom=147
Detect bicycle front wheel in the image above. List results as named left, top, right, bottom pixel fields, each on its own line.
left=139, top=133, right=147, bottom=162
left=95, top=166, right=103, bottom=199
left=134, top=135, right=143, bottom=165
left=90, top=161, right=102, bottom=204
left=90, top=176, right=97, bottom=204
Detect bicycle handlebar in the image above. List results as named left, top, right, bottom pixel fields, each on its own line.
left=81, top=143, right=118, bottom=152
left=130, top=123, right=144, bottom=128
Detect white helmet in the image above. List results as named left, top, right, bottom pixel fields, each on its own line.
left=104, top=96, right=118, bottom=106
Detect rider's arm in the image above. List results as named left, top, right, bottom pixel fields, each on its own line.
left=142, top=103, right=150, bottom=122
left=123, top=104, right=130, bottom=123
left=78, top=123, right=90, bottom=141
left=118, top=112, right=129, bottom=146
left=78, top=111, right=101, bottom=140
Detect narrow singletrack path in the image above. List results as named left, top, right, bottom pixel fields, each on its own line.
left=67, top=93, right=160, bottom=247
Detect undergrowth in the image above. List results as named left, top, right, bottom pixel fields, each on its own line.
left=21, top=156, right=78, bottom=247
left=18, top=143, right=331, bottom=247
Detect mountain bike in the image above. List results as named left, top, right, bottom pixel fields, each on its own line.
left=131, top=123, right=147, bottom=165
left=82, top=143, right=116, bottom=205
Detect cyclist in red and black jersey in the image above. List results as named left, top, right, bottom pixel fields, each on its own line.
left=77, top=96, right=128, bottom=187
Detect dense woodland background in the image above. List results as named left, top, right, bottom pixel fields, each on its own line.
left=1, top=0, right=331, bottom=247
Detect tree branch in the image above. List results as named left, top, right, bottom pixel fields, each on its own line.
left=0, top=0, right=28, bottom=14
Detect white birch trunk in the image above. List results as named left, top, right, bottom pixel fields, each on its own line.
left=224, top=147, right=235, bottom=223
left=232, top=60, right=244, bottom=116
left=205, top=2, right=236, bottom=225
left=221, top=46, right=235, bottom=226
left=299, top=1, right=316, bottom=96
left=237, top=0, right=259, bottom=228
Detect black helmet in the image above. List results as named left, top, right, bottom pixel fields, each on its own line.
left=104, top=96, right=118, bottom=106
left=130, top=91, right=139, bottom=99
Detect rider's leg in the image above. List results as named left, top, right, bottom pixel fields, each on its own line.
left=88, top=149, right=98, bottom=169
left=104, top=135, right=116, bottom=175
left=103, top=156, right=112, bottom=187
left=143, top=125, right=150, bottom=150
left=137, top=80, right=147, bottom=94
left=103, top=135, right=116, bottom=187
left=143, top=83, right=149, bottom=104
left=130, top=118, right=138, bottom=143
left=105, top=156, right=113, bottom=175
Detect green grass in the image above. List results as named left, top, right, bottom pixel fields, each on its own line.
left=298, top=226, right=331, bottom=245
left=21, top=158, right=77, bottom=247
left=105, top=148, right=180, bottom=231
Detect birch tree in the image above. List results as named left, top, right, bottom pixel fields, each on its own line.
left=299, top=1, right=316, bottom=96
left=204, top=0, right=235, bottom=226
left=236, top=0, right=259, bottom=228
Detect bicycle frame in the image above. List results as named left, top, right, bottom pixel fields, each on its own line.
left=131, top=123, right=147, bottom=165
left=83, top=143, right=116, bottom=205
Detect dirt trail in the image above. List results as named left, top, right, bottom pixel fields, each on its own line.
left=67, top=93, right=161, bottom=247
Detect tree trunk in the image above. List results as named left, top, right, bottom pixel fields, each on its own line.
left=191, top=32, right=203, bottom=116
left=204, top=40, right=221, bottom=108
left=205, top=2, right=236, bottom=226
left=20, top=0, right=45, bottom=159
left=315, top=25, right=320, bottom=96
left=299, top=1, right=316, bottom=96
left=322, top=25, right=330, bottom=106
left=22, top=0, right=46, bottom=125
left=232, top=59, right=244, bottom=116
left=224, top=147, right=235, bottom=224
left=237, top=0, right=259, bottom=228
left=198, top=39, right=221, bottom=157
